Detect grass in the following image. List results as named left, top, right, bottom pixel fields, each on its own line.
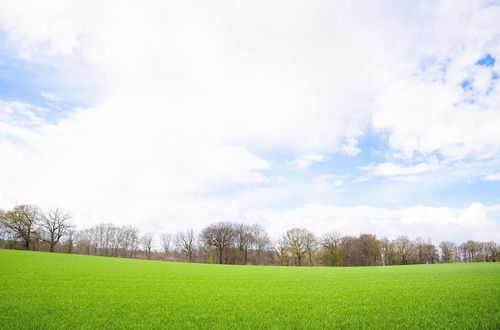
left=0, top=250, right=499, bottom=329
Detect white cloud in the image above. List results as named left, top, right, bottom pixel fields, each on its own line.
left=41, top=91, right=60, bottom=102
left=0, top=1, right=391, bottom=152
left=352, top=176, right=369, bottom=183
left=363, top=161, right=440, bottom=177
left=287, top=154, right=327, bottom=171
left=1, top=1, right=499, bottom=163
left=370, top=2, right=500, bottom=161
left=484, top=172, right=500, bottom=181
left=0, top=101, right=48, bottom=142
left=486, top=204, right=500, bottom=212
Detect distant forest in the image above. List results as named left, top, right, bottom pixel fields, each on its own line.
left=1, top=204, right=498, bottom=266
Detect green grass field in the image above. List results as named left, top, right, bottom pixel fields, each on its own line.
left=0, top=250, right=499, bottom=329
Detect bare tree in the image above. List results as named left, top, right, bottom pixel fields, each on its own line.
left=75, top=224, right=139, bottom=257
left=319, top=231, right=342, bottom=249
left=140, top=233, right=154, bottom=260
left=250, top=224, right=270, bottom=265
left=176, top=229, right=196, bottom=262
left=40, top=208, right=72, bottom=252
left=0, top=205, right=41, bottom=250
left=234, top=224, right=254, bottom=265
left=116, top=225, right=140, bottom=257
left=282, top=228, right=316, bottom=266
left=201, top=222, right=236, bottom=264
left=396, top=235, right=413, bottom=265
left=160, top=232, right=172, bottom=257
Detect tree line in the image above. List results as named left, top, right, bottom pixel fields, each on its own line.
left=1, top=204, right=498, bottom=266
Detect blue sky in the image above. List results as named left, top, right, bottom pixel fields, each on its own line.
left=0, top=0, right=499, bottom=242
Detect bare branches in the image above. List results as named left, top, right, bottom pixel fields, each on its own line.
left=75, top=224, right=139, bottom=257
left=319, top=231, right=342, bottom=249
left=140, top=234, right=154, bottom=260
left=176, top=230, right=195, bottom=262
left=40, top=208, right=72, bottom=252
left=201, top=222, right=236, bottom=264
left=160, top=233, right=172, bottom=256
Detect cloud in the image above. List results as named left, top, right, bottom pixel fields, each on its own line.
left=0, top=1, right=382, bottom=227
left=1, top=1, right=499, bottom=163
left=287, top=154, right=327, bottom=171
left=484, top=172, right=500, bottom=181
left=41, top=91, right=60, bottom=102
left=370, top=2, right=500, bottom=161
left=363, top=161, right=440, bottom=177
left=0, top=101, right=48, bottom=142
left=486, top=204, right=500, bottom=212
left=0, top=1, right=392, bottom=152
left=352, top=176, right=369, bottom=183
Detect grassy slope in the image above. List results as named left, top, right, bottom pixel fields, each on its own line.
left=0, top=250, right=499, bottom=329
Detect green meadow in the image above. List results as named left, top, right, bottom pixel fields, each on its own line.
left=0, top=250, right=498, bottom=329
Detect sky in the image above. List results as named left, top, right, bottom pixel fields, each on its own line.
left=0, top=0, right=499, bottom=243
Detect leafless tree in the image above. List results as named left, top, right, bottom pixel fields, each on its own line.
left=40, top=208, right=72, bottom=252
left=250, top=224, right=271, bottom=265
left=319, top=231, right=342, bottom=249
left=234, top=224, right=254, bottom=265
left=116, top=225, right=140, bottom=257
left=396, top=235, right=413, bottom=265
left=75, top=224, right=139, bottom=257
left=140, top=233, right=154, bottom=260
left=176, top=229, right=196, bottom=262
left=201, top=222, right=236, bottom=264
left=160, top=232, right=172, bottom=257
left=93, top=223, right=118, bottom=256
left=0, top=205, right=41, bottom=250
